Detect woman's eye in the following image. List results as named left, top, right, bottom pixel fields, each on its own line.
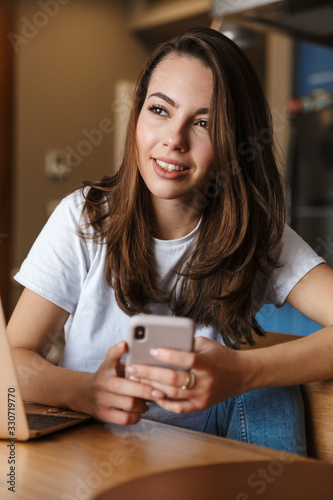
left=147, top=105, right=168, bottom=116
left=196, top=119, right=208, bottom=129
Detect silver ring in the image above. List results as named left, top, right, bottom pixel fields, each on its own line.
left=181, top=371, right=196, bottom=390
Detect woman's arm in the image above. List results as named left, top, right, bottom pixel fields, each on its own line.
left=125, top=263, right=333, bottom=413
left=249, top=262, right=333, bottom=389
left=8, top=288, right=165, bottom=424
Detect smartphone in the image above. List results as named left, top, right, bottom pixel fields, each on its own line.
left=126, top=314, right=195, bottom=371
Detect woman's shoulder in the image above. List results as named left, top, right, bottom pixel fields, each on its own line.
left=277, top=224, right=323, bottom=261
left=43, top=188, right=96, bottom=240
left=267, top=224, right=325, bottom=271
left=53, top=187, right=93, bottom=218
left=58, top=187, right=87, bottom=213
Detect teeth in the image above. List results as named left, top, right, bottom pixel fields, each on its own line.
left=155, top=159, right=186, bottom=172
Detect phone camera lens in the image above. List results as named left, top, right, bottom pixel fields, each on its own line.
left=134, top=326, right=145, bottom=340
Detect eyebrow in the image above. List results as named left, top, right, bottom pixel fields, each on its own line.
left=148, top=92, right=209, bottom=115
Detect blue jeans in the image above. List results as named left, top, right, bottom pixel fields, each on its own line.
left=203, top=386, right=307, bottom=456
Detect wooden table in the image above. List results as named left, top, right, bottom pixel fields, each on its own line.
left=0, top=417, right=329, bottom=499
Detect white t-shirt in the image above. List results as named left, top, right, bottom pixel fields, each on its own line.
left=15, top=190, right=325, bottom=430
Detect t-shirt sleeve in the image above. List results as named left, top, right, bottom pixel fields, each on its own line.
left=260, top=225, right=326, bottom=308
left=14, top=191, right=93, bottom=314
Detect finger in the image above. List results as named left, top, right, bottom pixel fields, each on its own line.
left=128, top=377, right=180, bottom=399
left=155, top=397, right=196, bottom=414
left=97, top=406, right=142, bottom=426
left=149, top=347, right=196, bottom=370
left=194, top=335, right=210, bottom=352
left=108, top=375, right=166, bottom=401
left=126, top=364, right=191, bottom=389
left=97, top=391, right=149, bottom=414
left=129, top=374, right=200, bottom=401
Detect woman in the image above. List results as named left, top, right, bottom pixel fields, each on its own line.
left=8, top=28, right=333, bottom=455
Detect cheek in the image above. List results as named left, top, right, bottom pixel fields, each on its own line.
left=135, top=117, right=144, bottom=153
left=205, top=140, right=215, bottom=162
left=136, top=116, right=158, bottom=155
left=198, top=143, right=215, bottom=172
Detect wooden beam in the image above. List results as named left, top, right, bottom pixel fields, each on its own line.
left=0, top=0, right=14, bottom=319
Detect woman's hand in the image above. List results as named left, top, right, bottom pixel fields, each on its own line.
left=87, top=341, right=166, bottom=424
left=125, top=336, right=254, bottom=414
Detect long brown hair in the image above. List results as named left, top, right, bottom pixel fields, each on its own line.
left=81, top=28, right=286, bottom=348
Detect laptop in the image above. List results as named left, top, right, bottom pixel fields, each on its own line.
left=0, top=299, right=92, bottom=440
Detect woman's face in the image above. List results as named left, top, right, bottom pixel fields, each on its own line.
left=136, top=54, right=215, bottom=210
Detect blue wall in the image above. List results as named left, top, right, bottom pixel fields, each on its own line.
left=294, top=41, right=333, bottom=96
left=256, top=303, right=322, bottom=335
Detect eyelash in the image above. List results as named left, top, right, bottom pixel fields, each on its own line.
left=147, top=104, right=208, bottom=129
left=147, top=104, right=167, bottom=116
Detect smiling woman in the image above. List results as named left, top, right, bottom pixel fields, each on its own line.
left=7, top=28, right=333, bottom=458
left=81, top=27, right=286, bottom=346
left=136, top=55, right=215, bottom=230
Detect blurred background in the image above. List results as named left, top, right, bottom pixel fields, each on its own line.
left=1, top=0, right=333, bottom=336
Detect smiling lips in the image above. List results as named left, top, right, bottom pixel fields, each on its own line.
left=154, top=159, right=188, bottom=172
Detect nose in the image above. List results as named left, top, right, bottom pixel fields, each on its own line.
left=163, top=122, right=189, bottom=152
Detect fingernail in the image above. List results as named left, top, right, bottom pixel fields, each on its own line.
left=129, top=375, right=141, bottom=382
left=126, top=366, right=137, bottom=374
left=152, top=389, right=165, bottom=399
left=150, top=348, right=160, bottom=357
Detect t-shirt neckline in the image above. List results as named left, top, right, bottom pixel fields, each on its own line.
left=153, top=217, right=202, bottom=248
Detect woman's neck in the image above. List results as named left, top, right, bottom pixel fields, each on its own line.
left=151, top=198, right=201, bottom=240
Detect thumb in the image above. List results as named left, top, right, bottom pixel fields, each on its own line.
left=104, top=341, right=128, bottom=365
left=194, top=335, right=211, bottom=352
